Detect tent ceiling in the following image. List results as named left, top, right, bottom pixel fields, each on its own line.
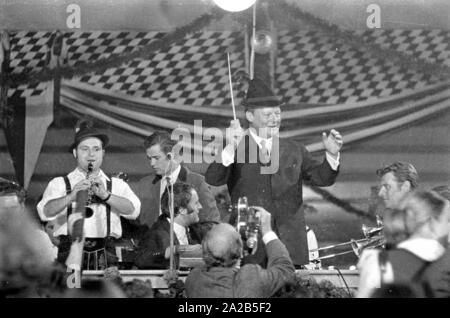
left=1, top=0, right=449, bottom=31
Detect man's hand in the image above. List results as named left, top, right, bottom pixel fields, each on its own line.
left=67, top=212, right=85, bottom=241
left=253, top=206, right=272, bottom=237
left=69, top=179, right=91, bottom=201
left=322, top=129, right=343, bottom=158
left=90, top=176, right=109, bottom=200
left=226, top=119, right=244, bottom=149
left=165, top=246, right=178, bottom=259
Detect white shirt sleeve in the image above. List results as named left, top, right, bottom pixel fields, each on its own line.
left=36, top=177, right=69, bottom=222
left=356, top=249, right=380, bottom=298
left=221, top=143, right=236, bottom=167
left=325, top=152, right=340, bottom=171
left=113, top=178, right=141, bottom=220
left=356, top=249, right=393, bottom=298
left=262, top=231, right=279, bottom=245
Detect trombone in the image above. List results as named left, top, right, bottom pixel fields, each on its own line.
left=310, top=216, right=385, bottom=261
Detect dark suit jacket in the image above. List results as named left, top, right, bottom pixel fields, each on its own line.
left=134, top=165, right=220, bottom=240
left=421, top=249, right=450, bottom=298
left=205, top=134, right=338, bottom=265
left=134, top=215, right=196, bottom=269
left=185, top=238, right=295, bottom=298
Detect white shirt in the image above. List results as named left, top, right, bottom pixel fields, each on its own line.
left=160, top=165, right=181, bottom=198
left=172, top=220, right=189, bottom=245
left=262, top=231, right=278, bottom=244
left=37, top=168, right=141, bottom=238
left=356, top=238, right=445, bottom=298
left=221, top=130, right=340, bottom=169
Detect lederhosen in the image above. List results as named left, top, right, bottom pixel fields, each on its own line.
left=56, top=175, right=118, bottom=270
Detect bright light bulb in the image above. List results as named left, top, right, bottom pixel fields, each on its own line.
left=213, top=0, right=256, bottom=12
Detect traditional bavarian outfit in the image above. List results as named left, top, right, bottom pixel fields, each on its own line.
left=37, top=125, right=140, bottom=270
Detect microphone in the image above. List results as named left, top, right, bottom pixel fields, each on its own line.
left=164, top=152, right=174, bottom=184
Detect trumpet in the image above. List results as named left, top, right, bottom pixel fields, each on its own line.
left=310, top=216, right=385, bottom=261
left=350, top=235, right=386, bottom=257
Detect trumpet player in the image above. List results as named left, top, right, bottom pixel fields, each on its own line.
left=37, top=120, right=141, bottom=269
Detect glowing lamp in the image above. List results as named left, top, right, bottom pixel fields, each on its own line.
left=213, top=0, right=256, bottom=12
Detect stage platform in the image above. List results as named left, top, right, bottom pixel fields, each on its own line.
left=83, top=269, right=359, bottom=290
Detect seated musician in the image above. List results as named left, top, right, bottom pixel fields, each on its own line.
left=37, top=120, right=141, bottom=270
left=134, top=131, right=220, bottom=242
left=134, top=182, right=202, bottom=269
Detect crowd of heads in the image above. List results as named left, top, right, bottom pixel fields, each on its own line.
left=361, top=161, right=450, bottom=298
left=376, top=161, right=450, bottom=248
left=2, top=155, right=450, bottom=298
left=383, top=190, right=450, bottom=246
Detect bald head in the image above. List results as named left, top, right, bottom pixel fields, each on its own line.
left=202, top=224, right=242, bottom=268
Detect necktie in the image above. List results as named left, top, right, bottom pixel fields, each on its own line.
left=260, top=139, right=270, bottom=164
left=186, top=228, right=192, bottom=245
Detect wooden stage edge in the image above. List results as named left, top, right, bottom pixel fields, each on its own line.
left=83, top=269, right=360, bottom=289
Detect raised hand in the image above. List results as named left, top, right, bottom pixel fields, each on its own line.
left=226, top=119, right=244, bottom=148
left=322, top=129, right=343, bottom=157
left=252, top=206, right=272, bottom=237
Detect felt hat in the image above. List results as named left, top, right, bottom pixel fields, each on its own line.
left=70, top=120, right=109, bottom=151
left=242, top=77, right=283, bottom=109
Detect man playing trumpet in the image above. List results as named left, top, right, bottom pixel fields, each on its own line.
left=37, top=120, right=141, bottom=269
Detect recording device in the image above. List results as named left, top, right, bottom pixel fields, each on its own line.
left=232, top=197, right=261, bottom=256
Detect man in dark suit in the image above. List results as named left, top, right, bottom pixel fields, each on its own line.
left=205, top=77, right=343, bottom=267
left=134, top=131, right=220, bottom=241
left=134, top=182, right=201, bottom=269
left=185, top=207, right=295, bottom=298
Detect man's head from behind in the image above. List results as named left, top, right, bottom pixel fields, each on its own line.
left=160, top=182, right=201, bottom=227
left=376, top=161, right=419, bottom=209
left=202, top=223, right=242, bottom=268
left=144, top=131, right=178, bottom=176
left=400, top=190, right=450, bottom=246
left=0, top=178, right=26, bottom=215
left=0, top=204, right=51, bottom=295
